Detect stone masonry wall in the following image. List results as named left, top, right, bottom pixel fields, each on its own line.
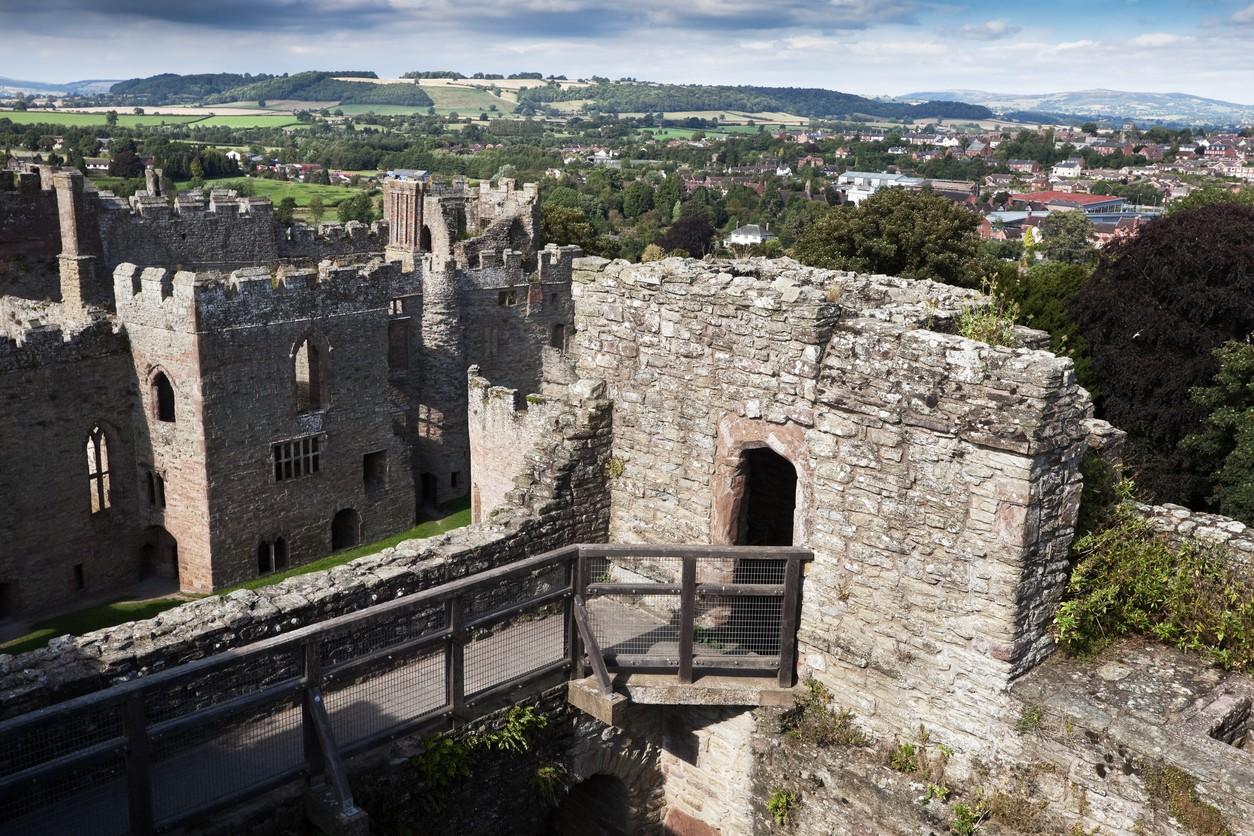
left=571, top=256, right=1091, bottom=770
left=0, top=363, right=613, bottom=718
left=0, top=321, right=144, bottom=615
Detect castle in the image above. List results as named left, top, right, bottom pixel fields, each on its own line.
left=0, top=163, right=578, bottom=614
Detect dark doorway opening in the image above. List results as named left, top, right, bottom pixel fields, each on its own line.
left=736, top=447, right=797, bottom=547
left=419, top=225, right=433, bottom=252
left=331, top=508, right=361, bottom=551
left=420, top=472, right=438, bottom=509
left=140, top=526, right=180, bottom=583
left=547, top=774, right=633, bottom=836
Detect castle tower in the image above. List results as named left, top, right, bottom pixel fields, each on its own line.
left=417, top=261, right=470, bottom=506
left=383, top=178, right=427, bottom=269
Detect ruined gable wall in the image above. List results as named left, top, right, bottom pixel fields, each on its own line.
left=0, top=321, right=144, bottom=615
left=0, top=380, right=612, bottom=717
left=0, top=171, right=63, bottom=300
left=570, top=256, right=1091, bottom=762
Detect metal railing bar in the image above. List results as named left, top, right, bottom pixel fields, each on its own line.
left=337, top=707, right=452, bottom=761
left=322, top=628, right=451, bottom=681
left=696, top=583, right=786, bottom=597
left=586, top=582, right=682, bottom=596
left=147, top=679, right=303, bottom=742
left=0, top=736, right=127, bottom=795
left=462, top=585, right=572, bottom=632
left=600, top=655, right=781, bottom=671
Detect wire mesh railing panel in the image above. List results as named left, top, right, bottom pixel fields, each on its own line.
left=0, top=701, right=123, bottom=777
left=592, top=554, right=684, bottom=586
left=464, top=604, right=567, bottom=697
left=587, top=593, right=681, bottom=659
left=464, top=563, right=568, bottom=620
left=319, top=602, right=446, bottom=669
left=323, top=648, right=446, bottom=748
left=0, top=750, right=128, bottom=836
left=150, top=694, right=303, bottom=824
left=693, top=592, right=782, bottom=658
left=726, top=556, right=788, bottom=586
left=144, top=646, right=304, bottom=724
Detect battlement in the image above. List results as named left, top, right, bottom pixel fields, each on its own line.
left=114, top=259, right=421, bottom=332
left=0, top=318, right=124, bottom=373
left=538, top=244, right=581, bottom=283
left=102, top=188, right=274, bottom=221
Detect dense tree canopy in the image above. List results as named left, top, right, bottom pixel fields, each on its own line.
left=1181, top=342, right=1254, bottom=525
left=1039, top=211, right=1096, bottom=264
left=793, top=189, right=982, bottom=287
left=1072, top=203, right=1254, bottom=506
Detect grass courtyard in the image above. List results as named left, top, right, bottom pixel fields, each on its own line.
left=0, top=499, right=472, bottom=655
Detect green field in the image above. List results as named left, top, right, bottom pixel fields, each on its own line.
left=191, top=114, right=301, bottom=128
left=335, top=104, right=432, bottom=116
left=0, top=111, right=203, bottom=127
left=421, top=84, right=516, bottom=115
left=206, top=177, right=364, bottom=207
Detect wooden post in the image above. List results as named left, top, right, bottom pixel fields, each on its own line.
left=678, top=555, right=696, bottom=684
left=572, top=596, right=613, bottom=696
left=777, top=557, right=803, bottom=688
left=568, top=552, right=585, bottom=680
left=123, top=693, right=154, bottom=836
left=302, top=641, right=325, bottom=781
left=446, top=597, right=466, bottom=721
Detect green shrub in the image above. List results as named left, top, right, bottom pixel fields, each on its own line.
left=780, top=678, right=868, bottom=747
left=1143, top=763, right=1232, bottom=836
left=950, top=800, right=988, bottom=835
left=958, top=276, right=1021, bottom=348
left=1052, top=503, right=1254, bottom=671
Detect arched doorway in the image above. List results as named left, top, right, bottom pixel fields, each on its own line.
left=735, top=447, right=797, bottom=547
left=140, top=526, right=179, bottom=583
left=547, top=774, right=634, bottom=835
left=420, top=473, right=438, bottom=509
left=419, top=225, right=433, bottom=253
left=331, top=508, right=361, bottom=551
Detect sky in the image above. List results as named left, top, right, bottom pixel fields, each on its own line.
left=1, top=0, right=1253, bottom=103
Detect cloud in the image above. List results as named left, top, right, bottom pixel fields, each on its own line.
left=1130, top=32, right=1190, bottom=47
left=1234, top=4, right=1254, bottom=24
left=958, top=18, right=1021, bottom=40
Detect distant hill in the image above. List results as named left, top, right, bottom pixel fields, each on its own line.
left=903, top=88, right=1254, bottom=126
left=94, top=70, right=434, bottom=108
left=0, top=76, right=118, bottom=95
left=518, top=82, right=992, bottom=121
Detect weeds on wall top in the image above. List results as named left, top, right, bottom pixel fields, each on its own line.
left=957, top=275, right=1021, bottom=348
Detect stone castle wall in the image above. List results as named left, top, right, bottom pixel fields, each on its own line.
left=0, top=376, right=612, bottom=717
left=570, top=257, right=1092, bottom=767
left=0, top=321, right=144, bottom=615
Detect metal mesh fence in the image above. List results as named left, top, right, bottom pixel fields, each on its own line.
left=324, top=648, right=445, bottom=748
left=150, top=694, right=303, bottom=824
left=144, top=647, right=304, bottom=725
left=319, top=603, right=445, bottom=669
left=694, top=592, right=781, bottom=658
left=587, top=593, right=681, bottom=659
left=0, top=701, right=124, bottom=776
left=465, top=604, right=567, bottom=697
left=1, top=750, right=128, bottom=836
left=465, top=563, right=567, bottom=620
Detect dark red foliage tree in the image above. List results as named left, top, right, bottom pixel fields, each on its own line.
left=655, top=215, right=715, bottom=258
left=1071, top=203, right=1254, bottom=506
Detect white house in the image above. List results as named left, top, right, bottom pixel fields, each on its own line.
left=1051, top=159, right=1084, bottom=178
left=834, top=171, right=926, bottom=206
left=724, top=224, right=777, bottom=247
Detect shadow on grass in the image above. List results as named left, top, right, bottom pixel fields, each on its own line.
left=0, top=498, right=473, bottom=654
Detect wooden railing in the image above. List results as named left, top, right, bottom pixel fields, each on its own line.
left=0, top=543, right=811, bottom=836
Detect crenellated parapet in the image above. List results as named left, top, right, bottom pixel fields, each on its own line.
left=113, top=259, right=422, bottom=333
left=0, top=318, right=125, bottom=373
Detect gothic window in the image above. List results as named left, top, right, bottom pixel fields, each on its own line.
left=151, top=371, right=175, bottom=422
left=294, top=336, right=328, bottom=413
left=86, top=425, right=111, bottom=514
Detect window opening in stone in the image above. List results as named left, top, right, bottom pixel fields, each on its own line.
left=294, top=337, right=326, bottom=412
left=550, top=323, right=567, bottom=351
left=152, top=371, right=175, bottom=422
left=86, top=425, right=111, bottom=514
left=73, top=563, right=85, bottom=591
left=363, top=450, right=387, bottom=491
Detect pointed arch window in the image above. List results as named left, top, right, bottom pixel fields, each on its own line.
left=86, top=425, right=111, bottom=514
left=151, top=371, right=175, bottom=422
left=294, top=335, right=329, bottom=413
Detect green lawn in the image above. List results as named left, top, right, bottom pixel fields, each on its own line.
left=420, top=85, right=515, bottom=115
left=0, top=111, right=203, bottom=127
left=0, top=499, right=473, bottom=654
left=205, top=177, right=364, bottom=208
left=0, top=598, right=188, bottom=656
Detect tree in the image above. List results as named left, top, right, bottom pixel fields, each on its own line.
left=1038, top=211, right=1096, bottom=264
left=792, top=188, right=982, bottom=287
left=1167, top=186, right=1254, bottom=214
left=654, top=215, right=715, bottom=258
left=1004, top=261, right=1098, bottom=393
left=308, top=195, right=325, bottom=224
left=622, top=180, right=654, bottom=219
left=336, top=191, right=376, bottom=223
left=1071, top=203, right=1254, bottom=506
left=541, top=204, right=598, bottom=252
left=1180, top=341, right=1254, bottom=525
left=274, top=197, right=297, bottom=227
left=108, top=140, right=144, bottom=178
left=105, top=110, right=118, bottom=127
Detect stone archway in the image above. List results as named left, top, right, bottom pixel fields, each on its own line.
left=560, top=721, right=666, bottom=835
left=709, top=415, right=813, bottom=547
